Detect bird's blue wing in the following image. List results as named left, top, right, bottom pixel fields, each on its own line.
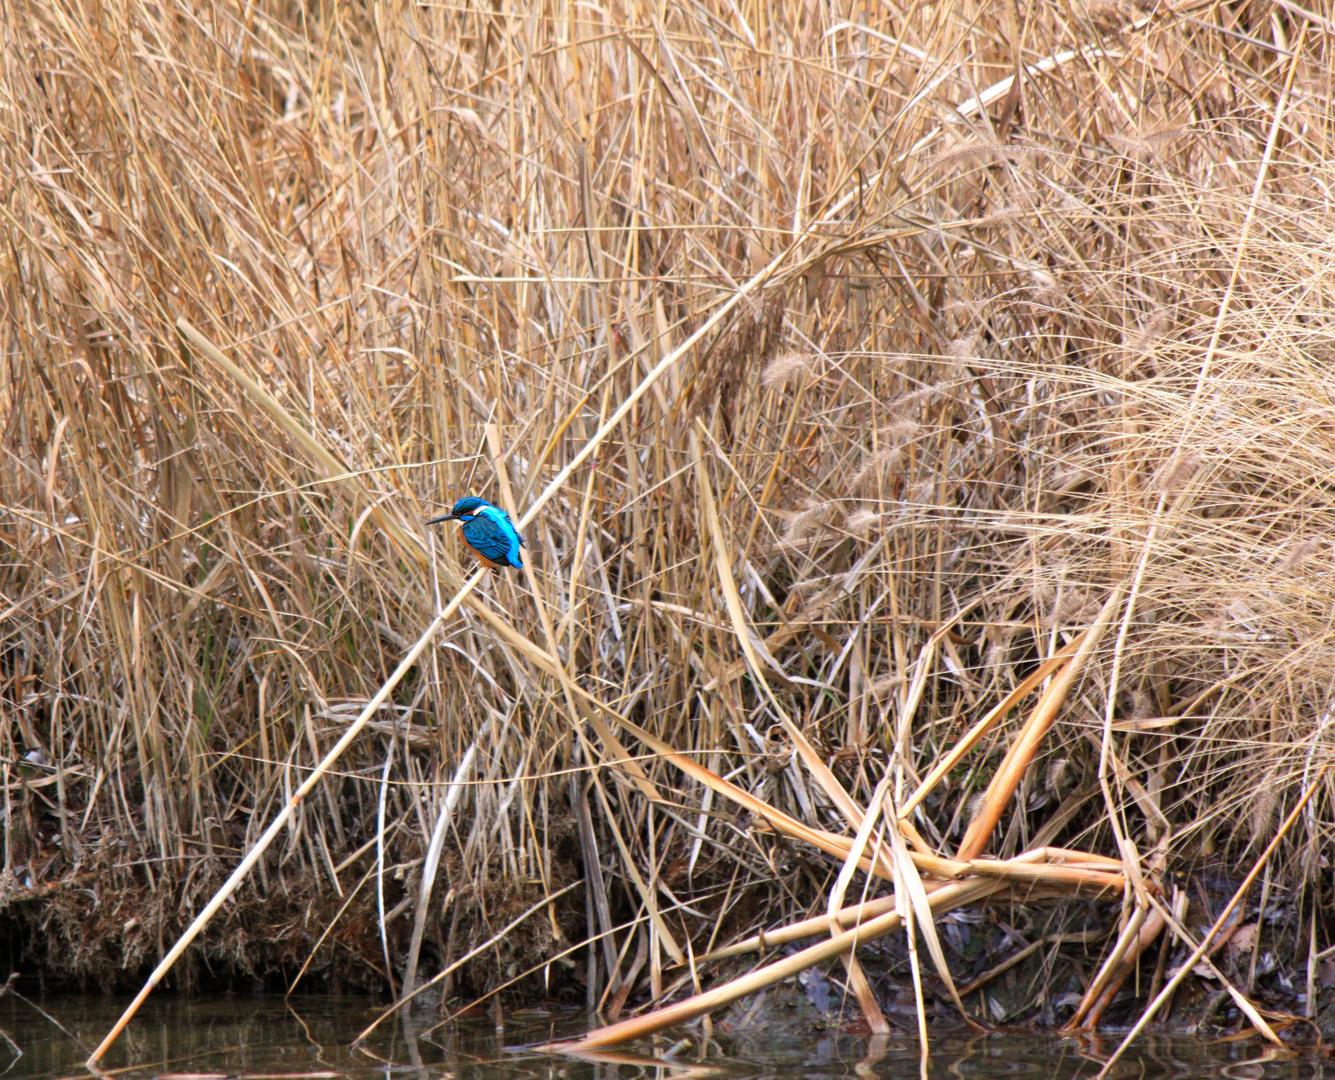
left=465, top=511, right=524, bottom=568
left=479, top=505, right=525, bottom=564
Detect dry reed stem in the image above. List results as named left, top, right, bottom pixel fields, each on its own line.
left=87, top=599, right=466, bottom=1065
left=1076, top=906, right=1167, bottom=1031
left=353, top=879, right=583, bottom=1046
left=827, top=782, right=893, bottom=1035
left=898, top=636, right=1086, bottom=818
left=1066, top=903, right=1154, bottom=1030
left=1095, top=769, right=1330, bottom=1075
left=957, top=586, right=1126, bottom=861
left=697, top=896, right=903, bottom=963
left=884, top=788, right=977, bottom=1031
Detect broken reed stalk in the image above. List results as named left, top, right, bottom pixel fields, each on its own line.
left=615, top=714, right=1129, bottom=894
left=696, top=846, right=1126, bottom=966
left=546, top=876, right=1004, bottom=1052
left=1094, top=766, right=1329, bottom=1077
left=884, top=790, right=977, bottom=1032
left=1074, top=905, right=1166, bottom=1030
left=826, top=776, right=895, bottom=1035
left=956, top=586, right=1126, bottom=860
left=1066, top=902, right=1153, bottom=1029
left=898, top=636, right=1085, bottom=817
left=698, top=895, right=902, bottom=961
left=550, top=845, right=1126, bottom=1052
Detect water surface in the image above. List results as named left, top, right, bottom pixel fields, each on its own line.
left=0, top=994, right=1318, bottom=1080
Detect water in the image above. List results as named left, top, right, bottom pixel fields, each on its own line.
left=0, top=994, right=1321, bottom=1080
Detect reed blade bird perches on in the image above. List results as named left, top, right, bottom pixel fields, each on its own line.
left=426, top=496, right=527, bottom=571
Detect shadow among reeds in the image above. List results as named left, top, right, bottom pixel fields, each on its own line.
left=2, top=0, right=1334, bottom=1039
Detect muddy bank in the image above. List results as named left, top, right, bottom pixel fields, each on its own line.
left=4, top=863, right=1331, bottom=1046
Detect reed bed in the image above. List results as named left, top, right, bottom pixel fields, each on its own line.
left=3, top=0, right=1334, bottom=1041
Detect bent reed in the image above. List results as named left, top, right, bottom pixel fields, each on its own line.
left=3, top=0, right=1334, bottom=1037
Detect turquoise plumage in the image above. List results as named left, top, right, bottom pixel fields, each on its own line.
left=426, top=496, right=526, bottom=570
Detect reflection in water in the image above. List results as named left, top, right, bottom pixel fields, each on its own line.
left=0, top=994, right=1317, bottom=1080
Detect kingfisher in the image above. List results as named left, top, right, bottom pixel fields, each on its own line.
left=426, top=496, right=527, bottom=571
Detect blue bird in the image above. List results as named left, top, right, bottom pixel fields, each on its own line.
left=426, top=496, right=526, bottom=571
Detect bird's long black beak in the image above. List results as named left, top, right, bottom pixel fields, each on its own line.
left=424, top=512, right=459, bottom=525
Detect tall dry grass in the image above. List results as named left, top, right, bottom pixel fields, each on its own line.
left=2, top=0, right=1334, bottom=1015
